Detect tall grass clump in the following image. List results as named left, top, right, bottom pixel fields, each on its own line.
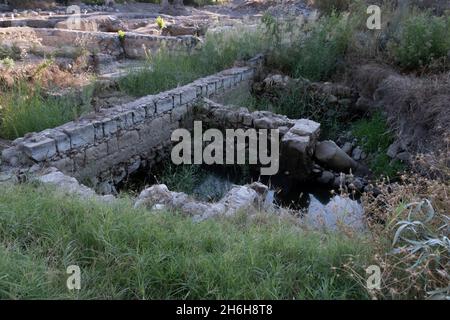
left=266, top=12, right=354, bottom=81
left=352, top=113, right=404, bottom=177
left=388, top=10, right=450, bottom=69
left=0, top=82, right=93, bottom=140
left=159, top=164, right=204, bottom=194
left=119, top=26, right=267, bottom=97
left=0, top=183, right=373, bottom=299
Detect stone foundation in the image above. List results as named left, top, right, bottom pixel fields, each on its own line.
left=1, top=56, right=264, bottom=194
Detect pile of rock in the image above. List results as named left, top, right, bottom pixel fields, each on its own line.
left=134, top=182, right=274, bottom=221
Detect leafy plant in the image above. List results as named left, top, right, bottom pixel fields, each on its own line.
left=0, top=57, right=15, bottom=69
left=391, top=200, right=450, bottom=299
left=155, top=16, right=166, bottom=29
left=117, top=30, right=126, bottom=42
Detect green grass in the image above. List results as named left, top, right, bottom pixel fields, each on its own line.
left=0, top=82, right=93, bottom=140
left=0, top=183, right=372, bottom=299
left=159, top=164, right=204, bottom=194
left=244, top=83, right=351, bottom=140
left=352, top=113, right=404, bottom=177
left=119, top=26, right=267, bottom=97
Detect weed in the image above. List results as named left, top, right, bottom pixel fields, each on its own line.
left=352, top=113, right=404, bottom=178
left=156, top=16, right=166, bottom=30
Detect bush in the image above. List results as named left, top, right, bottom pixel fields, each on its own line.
left=389, top=11, right=450, bottom=69
left=0, top=57, right=15, bottom=69
left=0, top=183, right=372, bottom=299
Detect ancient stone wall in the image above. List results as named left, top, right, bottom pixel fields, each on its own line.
left=2, top=56, right=263, bottom=193
left=0, top=27, right=200, bottom=59
left=195, top=99, right=321, bottom=181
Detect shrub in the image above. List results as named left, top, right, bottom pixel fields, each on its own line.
left=0, top=57, right=15, bottom=69
left=388, top=11, right=450, bottom=69
left=155, top=16, right=166, bottom=29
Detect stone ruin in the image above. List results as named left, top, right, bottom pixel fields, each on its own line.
left=0, top=2, right=378, bottom=232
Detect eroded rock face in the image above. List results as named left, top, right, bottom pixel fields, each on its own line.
left=134, top=182, right=271, bottom=221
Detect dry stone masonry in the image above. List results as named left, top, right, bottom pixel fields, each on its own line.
left=1, top=56, right=264, bottom=194
left=0, top=27, right=200, bottom=59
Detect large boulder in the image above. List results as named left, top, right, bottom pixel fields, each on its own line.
left=314, top=140, right=358, bottom=172
left=304, top=194, right=365, bottom=231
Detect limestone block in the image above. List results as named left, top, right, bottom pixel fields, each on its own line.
left=45, top=129, right=71, bottom=154
left=107, top=137, right=119, bottom=154
left=290, top=119, right=321, bottom=137
left=92, top=121, right=104, bottom=141
left=52, top=157, right=75, bottom=174
left=118, top=130, right=139, bottom=150
left=21, top=138, right=57, bottom=161
left=155, top=94, right=174, bottom=114
left=314, top=140, right=358, bottom=172
left=131, top=106, right=146, bottom=124
left=114, top=111, right=133, bottom=130
left=180, top=85, right=198, bottom=105
left=85, top=143, right=108, bottom=162
left=63, top=122, right=95, bottom=149
left=103, top=118, right=118, bottom=136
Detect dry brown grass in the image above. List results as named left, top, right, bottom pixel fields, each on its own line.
left=375, top=72, right=450, bottom=154
left=349, top=62, right=450, bottom=156
left=0, top=59, right=91, bottom=92
left=356, top=147, right=449, bottom=299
